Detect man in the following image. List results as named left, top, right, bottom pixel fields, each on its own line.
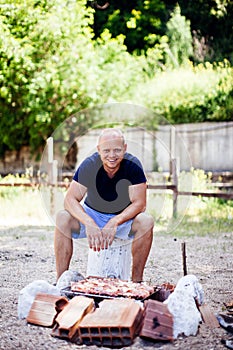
left=54, top=128, right=154, bottom=282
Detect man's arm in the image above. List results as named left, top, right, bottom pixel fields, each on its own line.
left=114, top=182, right=147, bottom=225
left=64, top=180, right=102, bottom=250
left=64, top=180, right=90, bottom=224
left=101, top=182, right=147, bottom=246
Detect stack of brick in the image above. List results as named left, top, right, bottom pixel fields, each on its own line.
left=77, top=298, right=144, bottom=347
left=26, top=293, right=174, bottom=346
left=51, top=296, right=95, bottom=341
left=140, top=299, right=174, bottom=341
left=26, top=293, right=68, bottom=327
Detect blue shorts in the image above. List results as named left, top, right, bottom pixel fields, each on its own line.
left=72, top=203, right=134, bottom=240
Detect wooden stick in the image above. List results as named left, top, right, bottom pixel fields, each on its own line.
left=47, top=137, right=53, bottom=164
left=181, top=242, right=187, bottom=276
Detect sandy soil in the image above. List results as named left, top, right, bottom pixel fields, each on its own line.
left=0, top=225, right=232, bottom=350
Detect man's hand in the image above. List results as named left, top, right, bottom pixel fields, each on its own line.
left=101, top=217, right=118, bottom=249
left=85, top=223, right=103, bottom=251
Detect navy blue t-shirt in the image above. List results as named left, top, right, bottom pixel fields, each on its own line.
left=73, top=152, right=147, bottom=214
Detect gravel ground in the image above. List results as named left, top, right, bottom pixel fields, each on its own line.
left=0, top=225, right=233, bottom=350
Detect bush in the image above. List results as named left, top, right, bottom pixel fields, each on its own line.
left=128, top=61, right=233, bottom=125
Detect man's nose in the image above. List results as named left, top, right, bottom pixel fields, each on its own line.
left=109, top=150, right=115, bottom=157
left=109, top=150, right=116, bottom=157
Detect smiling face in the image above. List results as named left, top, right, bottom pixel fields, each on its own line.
left=97, top=129, right=127, bottom=176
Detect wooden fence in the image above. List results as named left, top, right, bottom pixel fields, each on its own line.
left=1, top=177, right=233, bottom=218
left=1, top=138, right=233, bottom=217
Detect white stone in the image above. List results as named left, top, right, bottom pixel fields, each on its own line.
left=56, top=270, right=85, bottom=291
left=164, top=274, right=204, bottom=338
left=17, top=280, right=60, bottom=319
left=175, top=274, right=204, bottom=305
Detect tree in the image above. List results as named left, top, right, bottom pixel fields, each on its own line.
left=0, top=0, right=96, bottom=157
left=93, top=0, right=166, bottom=53
left=0, top=0, right=148, bottom=159
left=93, top=0, right=233, bottom=63
left=165, top=4, right=193, bottom=67
left=176, top=0, right=233, bottom=63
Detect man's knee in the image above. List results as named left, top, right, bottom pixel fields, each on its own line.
left=55, top=210, right=78, bottom=234
left=56, top=209, right=70, bottom=225
left=143, top=213, right=154, bottom=230
left=132, top=212, right=154, bottom=233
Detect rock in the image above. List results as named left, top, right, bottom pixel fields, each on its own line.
left=56, top=270, right=85, bottom=291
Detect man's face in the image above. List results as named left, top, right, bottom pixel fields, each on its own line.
left=97, top=134, right=127, bottom=172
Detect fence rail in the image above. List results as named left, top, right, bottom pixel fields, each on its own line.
left=0, top=181, right=69, bottom=188
left=2, top=138, right=232, bottom=217
left=147, top=184, right=233, bottom=216
left=1, top=181, right=233, bottom=196
left=1, top=181, right=233, bottom=217
left=147, top=184, right=233, bottom=199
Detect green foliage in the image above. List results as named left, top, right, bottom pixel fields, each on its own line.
left=0, top=171, right=33, bottom=198
left=0, top=1, right=233, bottom=161
left=162, top=63, right=233, bottom=123
left=93, top=0, right=166, bottom=53
left=179, top=168, right=213, bottom=192
left=93, top=1, right=233, bottom=64
left=128, top=61, right=233, bottom=125
left=178, top=168, right=233, bottom=231
left=0, top=0, right=96, bottom=156
left=93, top=29, right=145, bottom=101
left=177, top=0, right=233, bottom=63
left=165, top=210, right=233, bottom=238
left=0, top=1, right=150, bottom=157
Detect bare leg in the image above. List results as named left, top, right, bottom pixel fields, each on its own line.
left=131, top=213, right=154, bottom=282
left=54, top=210, right=80, bottom=281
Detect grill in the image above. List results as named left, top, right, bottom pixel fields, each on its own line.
left=60, top=277, right=175, bottom=304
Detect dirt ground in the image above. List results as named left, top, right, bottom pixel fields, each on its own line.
left=0, top=225, right=233, bottom=350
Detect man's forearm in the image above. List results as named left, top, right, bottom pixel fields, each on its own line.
left=64, top=197, right=95, bottom=227
left=114, top=201, right=146, bottom=226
